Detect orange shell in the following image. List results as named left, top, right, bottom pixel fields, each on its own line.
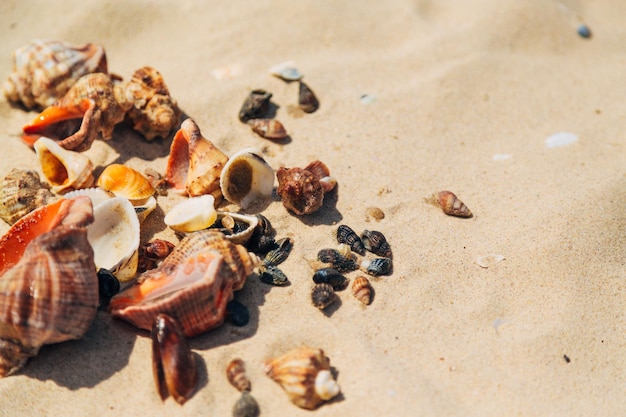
left=97, top=164, right=155, bottom=201
left=437, top=191, right=472, bottom=218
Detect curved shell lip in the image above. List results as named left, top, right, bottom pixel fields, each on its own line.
left=219, top=147, right=275, bottom=210
left=211, top=211, right=258, bottom=245
left=33, top=136, right=95, bottom=193
left=164, top=194, right=217, bottom=233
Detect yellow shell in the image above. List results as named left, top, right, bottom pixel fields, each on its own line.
left=34, top=137, right=95, bottom=193
left=97, top=164, right=155, bottom=201
left=0, top=169, right=56, bottom=225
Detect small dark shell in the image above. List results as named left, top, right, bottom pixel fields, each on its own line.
left=226, top=358, right=251, bottom=392
left=233, top=391, right=260, bottom=417
left=138, top=239, right=176, bottom=273
left=336, top=225, right=366, bottom=255
left=317, top=249, right=358, bottom=272
left=311, top=283, right=336, bottom=310
left=246, top=214, right=275, bottom=254
left=361, top=230, right=392, bottom=259
left=362, top=257, right=393, bottom=277
left=298, top=81, right=319, bottom=113
left=226, top=300, right=250, bottom=327
left=313, top=267, right=349, bottom=290
left=352, top=276, right=373, bottom=305
left=276, top=167, right=324, bottom=215
left=263, top=237, right=293, bottom=267
left=248, top=118, right=287, bottom=140
left=97, top=268, right=120, bottom=307
left=239, top=89, right=272, bottom=122
left=259, top=265, right=290, bottom=286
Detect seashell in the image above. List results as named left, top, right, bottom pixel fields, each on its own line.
left=276, top=167, right=323, bottom=215
left=263, top=346, right=340, bottom=410
left=220, top=148, right=275, bottom=209
left=304, top=160, right=336, bottom=194
left=124, top=66, right=181, bottom=140
left=164, top=194, right=217, bottom=233
left=165, top=118, right=229, bottom=199
left=313, top=267, right=349, bottom=290
left=144, top=167, right=169, bottom=196
left=226, top=300, right=250, bottom=327
left=138, top=239, right=176, bottom=273
left=361, top=230, right=392, bottom=259
left=298, top=81, right=319, bottom=113
left=64, top=186, right=114, bottom=208
left=476, top=254, right=505, bottom=269
left=351, top=276, right=373, bottom=305
left=0, top=168, right=55, bottom=225
left=436, top=191, right=473, bottom=218
left=247, top=118, right=288, bottom=141
left=365, top=206, right=385, bottom=222
left=109, top=230, right=262, bottom=337
left=360, top=257, right=392, bottom=277
left=87, top=196, right=140, bottom=282
left=0, top=197, right=98, bottom=377
left=97, top=164, right=155, bottom=202
left=34, top=137, right=95, bottom=193
left=269, top=61, right=303, bottom=82
left=317, top=249, right=358, bottom=272
left=263, top=237, right=293, bottom=267
left=259, top=265, right=290, bottom=286
left=152, top=314, right=198, bottom=405
left=3, top=39, right=107, bottom=110
left=226, top=358, right=251, bottom=392
left=246, top=214, right=275, bottom=253
left=233, top=391, right=260, bottom=417
left=133, top=195, right=157, bottom=223
left=23, top=73, right=132, bottom=152
left=311, top=283, right=337, bottom=310
left=211, top=212, right=259, bottom=245
left=97, top=268, right=121, bottom=307
left=238, top=89, right=272, bottom=122
left=336, top=225, right=366, bottom=255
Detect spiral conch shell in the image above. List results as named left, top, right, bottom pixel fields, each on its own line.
left=3, top=39, right=107, bottom=110
left=0, top=196, right=98, bottom=377
left=0, top=169, right=56, bottom=225
left=34, top=137, right=95, bottom=194
left=109, top=230, right=262, bottom=337
left=263, top=346, right=340, bottom=410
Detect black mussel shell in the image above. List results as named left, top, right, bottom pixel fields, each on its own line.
left=336, top=224, right=365, bottom=255
left=226, top=300, right=250, bottom=327
left=313, top=267, right=348, bottom=290
left=233, top=391, right=260, bottom=417
left=97, top=268, right=120, bottom=306
left=259, top=265, right=290, bottom=286
left=263, top=237, right=293, bottom=267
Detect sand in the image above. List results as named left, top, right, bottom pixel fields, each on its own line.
left=0, top=0, right=625, bottom=416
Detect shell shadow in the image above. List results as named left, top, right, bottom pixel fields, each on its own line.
left=106, top=123, right=174, bottom=165
left=289, top=186, right=343, bottom=227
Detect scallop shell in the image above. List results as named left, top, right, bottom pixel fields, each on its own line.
left=220, top=148, right=275, bottom=209
left=97, top=164, right=155, bottom=201
left=124, top=66, right=181, bottom=140
left=436, top=191, right=473, bottom=218
left=351, top=276, right=373, bottom=305
left=87, top=196, right=140, bottom=281
left=165, top=118, right=229, bottom=199
left=164, top=194, right=217, bottom=233
left=212, top=212, right=259, bottom=245
left=3, top=39, right=107, bottom=110
left=247, top=118, right=287, bottom=140
left=23, top=73, right=132, bottom=152
left=298, top=81, right=319, bottom=113
left=109, top=230, right=262, bottom=337
left=0, top=169, right=55, bottom=225
left=0, top=197, right=98, bottom=377
left=34, top=137, right=95, bottom=193
left=238, top=89, right=272, bottom=122
left=263, top=346, right=340, bottom=410
left=226, top=358, right=251, bottom=392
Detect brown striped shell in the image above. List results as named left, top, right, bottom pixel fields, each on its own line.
left=437, top=191, right=473, bottom=218
left=247, top=118, right=287, bottom=140
left=226, top=358, right=252, bottom=392
left=109, top=230, right=262, bottom=337
left=0, top=169, right=55, bottom=225
left=351, top=276, right=373, bottom=305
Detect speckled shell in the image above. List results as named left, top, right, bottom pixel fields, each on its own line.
left=311, top=283, right=336, bottom=310
left=165, top=118, right=229, bottom=199
left=226, top=358, right=251, bottom=392
left=351, top=276, right=373, bottom=305
left=0, top=169, right=55, bottom=225
left=3, top=40, right=107, bottom=110
left=125, top=66, right=181, bottom=140
left=247, top=118, right=287, bottom=140
left=263, top=346, right=340, bottom=410
left=437, top=191, right=472, bottom=218
left=0, top=197, right=98, bottom=377
left=34, top=137, right=95, bottom=193
left=276, top=167, right=324, bottom=215
left=109, top=230, right=262, bottom=337
left=97, top=164, right=155, bottom=201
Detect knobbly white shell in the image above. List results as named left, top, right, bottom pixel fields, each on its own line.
left=164, top=195, right=216, bottom=233
left=87, top=196, right=140, bottom=281
left=34, top=137, right=94, bottom=193
left=220, top=148, right=275, bottom=209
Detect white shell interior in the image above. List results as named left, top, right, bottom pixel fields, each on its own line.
left=220, top=148, right=275, bottom=209
left=164, top=194, right=217, bottom=232
left=314, top=369, right=340, bottom=401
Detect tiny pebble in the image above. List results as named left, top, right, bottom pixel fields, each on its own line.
left=577, top=24, right=592, bottom=39
left=360, top=94, right=377, bottom=104
left=545, top=132, right=578, bottom=148
left=366, top=206, right=385, bottom=221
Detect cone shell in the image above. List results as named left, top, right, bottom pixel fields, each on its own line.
left=125, top=66, right=181, bottom=140
left=0, top=169, right=55, bottom=225
left=109, top=230, right=262, bottom=337
left=165, top=118, right=229, bottom=199
left=226, top=358, right=251, bottom=392
left=0, top=197, right=98, bottom=377
left=3, top=39, right=107, bottom=110
left=164, top=194, right=217, bottom=233
left=34, top=137, right=95, bottom=193
left=263, top=346, right=340, bottom=410
left=220, top=148, right=275, bottom=209
left=97, top=164, right=155, bottom=201
left=352, top=276, right=373, bottom=305
left=437, top=190, right=472, bottom=218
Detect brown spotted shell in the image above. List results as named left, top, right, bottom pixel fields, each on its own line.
left=247, top=118, right=287, bottom=140
left=276, top=167, right=324, bottom=215
left=3, top=40, right=107, bottom=110
left=109, top=230, right=262, bottom=337
left=437, top=190, right=472, bottom=218
left=0, top=169, right=55, bottom=225
left=124, top=66, right=181, bottom=140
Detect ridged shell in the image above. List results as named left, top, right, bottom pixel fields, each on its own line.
left=165, top=118, right=229, bottom=199
left=276, top=167, right=324, bottom=215
left=316, top=249, right=358, bottom=272
left=97, top=164, right=155, bottom=201
left=263, top=237, right=292, bottom=267
left=263, top=346, right=340, bottom=410
left=34, top=137, right=95, bottom=193
left=109, top=231, right=262, bottom=337
left=164, top=194, right=217, bottom=233
left=437, top=191, right=473, bottom=218
left=220, top=148, right=275, bottom=209
left=259, top=265, right=290, bottom=286
left=3, top=39, right=107, bottom=110
left=361, top=230, right=392, bottom=258
left=226, top=358, right=251, bottom=392
left=125, top=66, right=181, bottom=140
left=0, top=169, right=55, bottom=225
left=360, top=257, right=392, bottom=276
left=351, top=276, right=373, bottom=305
left=0, top=197, right=98, bottom=377
left=311, top=283, right=336, bottom=310
left=248, top=118, right=288, bottom=140
left=336, top=225, right=365, bottom=255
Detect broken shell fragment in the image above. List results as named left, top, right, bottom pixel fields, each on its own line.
left=311, top=283, right=337, bottom=310
left=263, top=346, right=340, bottom=410
left=352, top=276, right=373, bottom=305
left=247, top=118, right=287, bottom=140
left=220, top=148, right=275, bottom=209
left=0, top=169, right=55, bottom=225
left=298, top=81, right=319, bottom=113
left=436, top=191, right=472, bottom=218
left=361, top=230, right=392, bottom=259
left=476, top=254, right=505, bottom=268
left=336, top=225, right=366, bottom=255
left=360, top=257, right=392, bottom=277
left=226, top=358, right=251, bottom=392
left=164, top=194, right=217, bottom=233
left=269, top=61, right=303, bottom=82
left=238, top=89, right=272, bottom=122
left=152, top=314, right=198, bottom=405
left=97, top=164, right=155, bottom=202
left=34, top=137, right=95, bottom=193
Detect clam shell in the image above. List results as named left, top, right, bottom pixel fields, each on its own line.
left=3, top=39, right=107, bottom=110
left=165, top=118, right=229, bottom=198
left=0, top=169, right=55, bottom=225
left=247, top=118, right=288, bottom=140
left=164, top=194, right=217, bottom=232
left=220, top=148, right=275, bottom=210
left=212, top=212, right=258, bottom=245
left=109, top=231, right=262, bottom=337
left=87, top=196, right=140, bottom=281
left=97, top=164, right=155, bottom=201
left=0, top=197, right=97, bottom=377
left=34, top=137, right=95, bottom=193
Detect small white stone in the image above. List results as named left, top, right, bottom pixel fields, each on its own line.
left=545, top=132, right=578, bottom=148
left=493, top=153, right=512, bottom=161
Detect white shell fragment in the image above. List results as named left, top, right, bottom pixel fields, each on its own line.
left=164, top=194, right=217, bottom=232
left=269, top=61, right=303, bottom=81
left=545, top=132, right=578, bottom=148
left=220, top=148, right=275, bottom=209
left=314, top=369, right=340, bottom=401
left=476, top=254, right=505, bottom=268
